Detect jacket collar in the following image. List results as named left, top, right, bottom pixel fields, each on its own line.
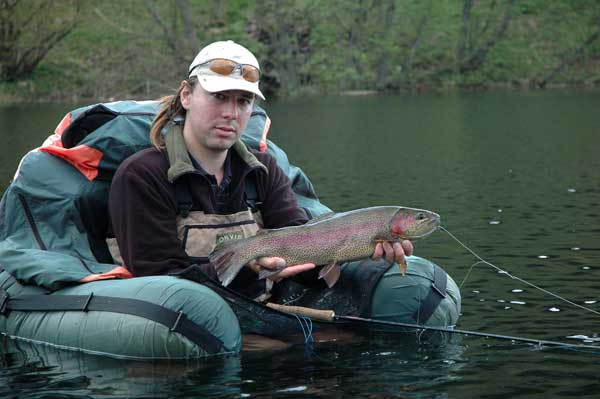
left=164, top=122, right=267, bottom=183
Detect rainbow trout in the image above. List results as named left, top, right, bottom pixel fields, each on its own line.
left=209, top=206, right=440, bottom=287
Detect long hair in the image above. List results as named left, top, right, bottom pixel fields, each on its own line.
left=149, top=77, right=198, bottom=149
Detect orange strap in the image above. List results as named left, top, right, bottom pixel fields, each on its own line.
left=78, top=266, right=133, bottom=283
left=40, top=144, right=103, bottom=181
left=259, top=116, right=271, bottom=152
left=54, top=112, right=72, bottom=136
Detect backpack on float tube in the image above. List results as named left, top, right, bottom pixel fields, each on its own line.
left=0, top=100, right=331, bottom=290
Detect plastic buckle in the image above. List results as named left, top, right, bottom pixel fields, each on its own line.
left=82, top=292, right=94, bottom=312
left=171, top=310, right=184, bottom=332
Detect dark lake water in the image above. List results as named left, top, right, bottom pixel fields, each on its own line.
left=1, top=89, right=600, bottom=398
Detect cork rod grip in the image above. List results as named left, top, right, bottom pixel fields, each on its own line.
left=266, top=303, right=335, bottom=322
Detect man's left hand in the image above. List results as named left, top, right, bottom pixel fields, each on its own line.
left=372, top=240, right=413, bottom=265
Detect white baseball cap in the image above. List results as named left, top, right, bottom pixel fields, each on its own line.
left=188, top=40, right=265, bottom=100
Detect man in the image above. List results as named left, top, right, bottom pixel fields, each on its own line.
left=108, top=40, right=412, bottom=294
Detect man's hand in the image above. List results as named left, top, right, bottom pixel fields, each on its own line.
left=247, top=257, right=316, bottom=282
left=372, top=240, right=413, bottom=265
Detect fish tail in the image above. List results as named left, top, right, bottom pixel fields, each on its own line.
left=209, top=242, right=249, bottom=286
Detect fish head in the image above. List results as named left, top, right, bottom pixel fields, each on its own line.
left=389, top=207, right=440, bottom=239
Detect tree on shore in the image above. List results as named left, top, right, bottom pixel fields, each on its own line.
left=456, top=0, right=517, bottom=75
left=536, top=3, right=600, bottom=89
left=0, top=0, right=80, bottom=82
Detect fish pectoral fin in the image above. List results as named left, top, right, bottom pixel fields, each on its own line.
left=318, top=261, right=341, bottom=288
left=398, top=260, right=407, bottom=276
left=257, top=265, right=286, bottom=280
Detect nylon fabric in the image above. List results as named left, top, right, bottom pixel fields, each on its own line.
left=270, top=257, right=460, bottom=328
left=0, top=272, right=240, bottom=359
left=370, top=256, right=461, bottom=326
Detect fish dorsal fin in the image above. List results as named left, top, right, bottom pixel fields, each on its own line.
left=305, top=211, right=336, bottom=225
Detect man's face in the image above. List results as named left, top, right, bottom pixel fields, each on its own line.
left=181, top=84, right=255, bottom=154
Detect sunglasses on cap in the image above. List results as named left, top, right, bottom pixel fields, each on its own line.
left=192, top=59, right=260, bottom=83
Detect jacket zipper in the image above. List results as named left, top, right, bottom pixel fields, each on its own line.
left=17, top=193, right=47, bottom=250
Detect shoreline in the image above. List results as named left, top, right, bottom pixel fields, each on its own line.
left=2, top=81, right=599, bottom=106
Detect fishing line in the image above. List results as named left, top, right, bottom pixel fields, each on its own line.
left=458, top=260, right=486, bottom=289
left=439, top=226, right=600, bottom=317
left=294, top=314, right=314, bottom=344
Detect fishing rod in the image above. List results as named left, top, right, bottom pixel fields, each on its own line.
left=180, top=266, right=599, bottom=351
left=265, top=303, right=600, bottom=351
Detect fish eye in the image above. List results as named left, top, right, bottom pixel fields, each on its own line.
left=416, top=212, right=426, bottom=220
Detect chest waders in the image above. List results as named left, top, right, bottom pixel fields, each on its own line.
left=173, top=173, right=275, bottom=302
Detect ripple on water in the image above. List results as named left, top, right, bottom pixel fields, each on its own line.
left=566, top=334, right=600, bottom=343
left=277, top=386, right=307, bottom=393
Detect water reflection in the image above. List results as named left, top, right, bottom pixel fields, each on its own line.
left=0, top=336, right=243, bottom=398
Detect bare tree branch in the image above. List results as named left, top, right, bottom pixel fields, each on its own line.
left=144, top=0, right=201, bottom=71
left=456, top=0, right=474, bottom=66
left=458, top=0, right=516, bottom=74
left=375, top=0, right=396, bottom=90
left=175, top=0, right=200, bottom=51
left=0, top=0, right=80, bottom=81
left=402, top=3, right=432, bottom=79
left=93, top=7, right=138, bottom=34
left=145, top=0, right=185, bottom=65
left=537, top=24, right=600, bottom=88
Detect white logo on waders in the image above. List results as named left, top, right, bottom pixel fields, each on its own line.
left=215, top=231, right=244, bottom=245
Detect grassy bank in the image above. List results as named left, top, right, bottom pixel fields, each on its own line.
left=2, top=0, right=599, bottom=104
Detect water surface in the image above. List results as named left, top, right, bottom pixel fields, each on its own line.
left=1, top=89, right=599, bottom=398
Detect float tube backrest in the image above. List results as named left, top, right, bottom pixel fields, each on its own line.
left=0, top=100, right=331, bottom=291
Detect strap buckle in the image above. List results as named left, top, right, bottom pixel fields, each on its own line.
left=170, top=310, right=184, bottom=332
left=82, top=292, right=94, bottom=312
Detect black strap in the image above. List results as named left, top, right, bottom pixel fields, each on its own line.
left=412, top=264, right=448, bottom=323
left=243, top=176, right=262, bottom=211
left=175, top=175, right=193, bottom=217
left=0, top=290, right=224, bottom=354
left=174, top=173, right=263, bottom=217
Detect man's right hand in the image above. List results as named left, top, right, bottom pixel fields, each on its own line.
left=247, top=257, right=316, bottom=282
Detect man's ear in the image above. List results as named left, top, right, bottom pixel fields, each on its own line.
left=179, top=81, right=191, bottom=110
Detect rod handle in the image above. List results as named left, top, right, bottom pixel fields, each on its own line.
left=266, top=302, right=335, bottom=322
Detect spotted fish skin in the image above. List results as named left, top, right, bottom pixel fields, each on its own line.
left=209, top=206, right=440, bottom=287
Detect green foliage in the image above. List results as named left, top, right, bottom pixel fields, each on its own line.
left=2, top=0, right=599, bottom=102
left=0, top=0, right=80, bottom=83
